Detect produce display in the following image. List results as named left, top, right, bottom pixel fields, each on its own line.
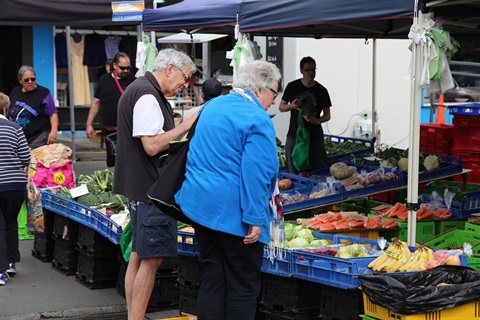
left=324, top=136, right=371, bottom=157
left=284, top=223, right=329, bottom=248
left=55, top=169, right=127, bottom=214
left=376, top=202, right=453, bottom=220
left=367, top=238, right=412, bottom=272
left=294, top=211, right=397, bottom=231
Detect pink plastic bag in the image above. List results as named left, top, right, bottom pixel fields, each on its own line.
left=47, top=160, right=75, bottom=189
left=31, top=162, right=49, bottom=188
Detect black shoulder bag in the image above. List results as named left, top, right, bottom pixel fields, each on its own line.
left=147, top=115, right=199, bottom=224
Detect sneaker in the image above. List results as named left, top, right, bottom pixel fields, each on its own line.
left=6, top=263, right=16, bottom=275
left=0, top=273, right=8, bottom=286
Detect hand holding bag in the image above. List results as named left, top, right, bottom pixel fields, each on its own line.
left=147, top=116, right=199, bottom=224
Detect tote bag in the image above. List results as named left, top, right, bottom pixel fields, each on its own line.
left=147, top=117, right=198, bottom=224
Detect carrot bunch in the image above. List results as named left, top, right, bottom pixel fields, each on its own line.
left=379, top=202, right=408, bottom=220
left=305, top=212, right=365, bottom=231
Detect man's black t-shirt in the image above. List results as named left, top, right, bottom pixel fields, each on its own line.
left=281, top=79, right=332, bottom=141
left=94, top=72, right=135, bottom=127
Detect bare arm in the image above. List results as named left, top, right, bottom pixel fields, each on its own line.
left=47, top=113, right=58, bottom=144
left=140, top=110, right=198, bottom=157
left=279, top=99, right=299, bottom=112
left=86, top=98, right=101, bottom=139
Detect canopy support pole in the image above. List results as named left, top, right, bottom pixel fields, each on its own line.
left=66, top=26, right=76, bottom=161
left=406, top=10, right=424, bottom=246
left=371, top=37, right=378, bottom=147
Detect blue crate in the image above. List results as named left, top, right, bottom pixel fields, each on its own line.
left=448, top=102, right=480, bottom=116
left=278, top=172, right=313, bottom=189
left=418, top=154, right=463, bottom=183
left=280, top=183, right=346, bottom=213
left=90, top=211, right=123, bottom=244
left=177, top=230, right=199, bottom=256
left=41, top=190, right=123, bottom=244
left=41, top=190, right=94, bottom=227
left=325, top=134, right=374, bottom=164
left=291, top=251, right=374, bottom=289
left=421, top=193, right=477, bottom=219
left=261, top=248, right=293, bottom=277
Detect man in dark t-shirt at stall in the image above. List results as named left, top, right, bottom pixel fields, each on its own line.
left=86, top=52, right=135, bottom=167
left=279, top=56, right=332, bottom=173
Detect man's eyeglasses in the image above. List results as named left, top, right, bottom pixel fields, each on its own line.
left=23, top=77, right=36, bottom=83
left=176, top=66, right=190, bottom=83
left=117, top=65, right=131, bottom=71
left=267, top=87, right=278, bottom=99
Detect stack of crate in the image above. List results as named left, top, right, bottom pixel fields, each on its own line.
left=51, top=214, right=79, bottom=275
left=75, top=224, right=120, bottom=289
left=31, top=209, right=56, bottom=262
left=177, top=255, right=201, bottom=316
left=451, top=108, right=480, bottom=183
left=259, top=273, right=322, bottom=319
left=419, top=123, right=454, bottom=155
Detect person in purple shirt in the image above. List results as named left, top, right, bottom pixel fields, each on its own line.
left=9, top=65, right=58, bottom=150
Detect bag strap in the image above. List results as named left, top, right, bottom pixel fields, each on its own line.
left=112, top=72, right=125, bottom=94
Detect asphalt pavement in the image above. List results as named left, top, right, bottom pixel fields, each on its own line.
left=0, top=135, right=183, bottom=320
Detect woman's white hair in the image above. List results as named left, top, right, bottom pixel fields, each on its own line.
left=232, top=61, right=281, bottom=93
left=17, top=65, right=35, bottom=81
left=153, top=48, right=196, bottom=73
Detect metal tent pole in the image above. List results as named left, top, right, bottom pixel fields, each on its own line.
left=66, top=26, right=76, bottom=161
left=406, top=10, right=424, bottom=246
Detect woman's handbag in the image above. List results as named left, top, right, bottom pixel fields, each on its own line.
left=147, top=117, right=199, bottom=224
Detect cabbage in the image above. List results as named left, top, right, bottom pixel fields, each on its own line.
left=287, top=237, right=310, bottom=248
left=295, top=228, right=314, bottom=243
left=284, top=223, right=296, bottom=241
left=309, top=239, right=329, bottom=247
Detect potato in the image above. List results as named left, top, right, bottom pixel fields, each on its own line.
left=278, top=178, right=293, bottom=190
left=329, top=162, right=357, bottom=179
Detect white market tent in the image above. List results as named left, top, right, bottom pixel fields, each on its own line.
left=144, top=0, right=480, bottom=245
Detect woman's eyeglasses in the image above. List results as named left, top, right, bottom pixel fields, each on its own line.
left=268, top=87, right=278, bottom=99
left=117, top=65, right=131, bottom=71
left=23, top=77, right=36, bottom=83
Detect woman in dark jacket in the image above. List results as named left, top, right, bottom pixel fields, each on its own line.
left=9, top=65, right=58, bottom=149
left=0, top=92, right=31, bottom=285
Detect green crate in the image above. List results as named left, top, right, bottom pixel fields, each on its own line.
left=465, top=222, right=480, bottom=233
left=335, top=199, right=389, bottom=215
left=467, top=256, right=480, bottom=271
left=379, top=220, right=435, bottom=243
left=423, top=229, right=480, bottom=249
left=360, top=315, right=379, bottom=320
left=435, top=220, right=466, bottom=235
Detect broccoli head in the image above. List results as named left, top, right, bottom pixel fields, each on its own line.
left=86, top=180, right=102, bottom=195
left=93, top=169, right=114, bottom=192
left=77, top=194, right=101, bottom=207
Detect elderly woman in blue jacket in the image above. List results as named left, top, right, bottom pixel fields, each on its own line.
left=175, top=60, right=281, bottom=320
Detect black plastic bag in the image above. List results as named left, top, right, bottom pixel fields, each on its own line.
left=359, top=266, right=480, bottom=315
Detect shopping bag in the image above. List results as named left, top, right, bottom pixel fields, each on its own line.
left=120, top=219, right=132, bottom=262
left=26, top=180, right=44, bottom=234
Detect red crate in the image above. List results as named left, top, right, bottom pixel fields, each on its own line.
left=452, top=151, right=480, bottom=184
left=453, top=115, right=480, bottom=152
left=420, top=123, right=454, bottom=155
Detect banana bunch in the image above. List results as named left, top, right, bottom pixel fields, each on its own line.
left=278, top=147, right=286, bottom=167
left=368, top=238, right=412, bottom=272
left=398, top=245, right=434, bottom=272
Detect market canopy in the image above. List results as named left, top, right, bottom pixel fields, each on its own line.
left=143, top=0, right=241, bottom=33
left=0, top=0, right=180, bottom=27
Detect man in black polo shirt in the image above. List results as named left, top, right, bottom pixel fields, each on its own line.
left=86, top=52, right=135, bottom=167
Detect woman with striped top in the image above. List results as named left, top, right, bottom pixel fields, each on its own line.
left=0, top=92, right=31, bottom=286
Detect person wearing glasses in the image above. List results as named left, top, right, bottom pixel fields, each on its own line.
left=8, top=65, right=58, bottom=149
left=113, top=48, right=197, bottom=320
left=279, top=56, right=332, bottom=173
left=86, top=52, right=136, bottom=167
left=175, top=61, right=281, bottom=320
